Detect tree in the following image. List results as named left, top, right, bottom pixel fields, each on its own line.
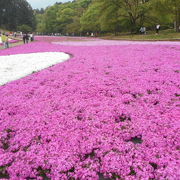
left=56, top=4, right=76, bottom=33
left=149, top=0, right=180, bottom=32
left=80, top=2, right=101, bottom=33
left=165, top=0, right=180, bottom=32
left=35, top=14, right=46, bottom=33
left=93, top=0, right=151, bottom=33
left=17, top=24, right=32, bottom=33
left=55, top=0, right=92, bottom=35
left=43, top=4, right=60, bottom=33
left=34, top=0, right=180, bottom=34
left=0, top=0, right=35, bottom=31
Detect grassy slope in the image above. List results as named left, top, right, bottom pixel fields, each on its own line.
left=0, top=41, right=23, bottom=50
left=101, top=29, right=180, bottom=41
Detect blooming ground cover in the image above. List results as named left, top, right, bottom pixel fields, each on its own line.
left=53, top=39, right=180, bottom=46
left=0, top=37, right=180, bottom=179
left=0, top=52, right=70, bottom=86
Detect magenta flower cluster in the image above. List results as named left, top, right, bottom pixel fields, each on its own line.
left=0, top=37, right=179, bottom=179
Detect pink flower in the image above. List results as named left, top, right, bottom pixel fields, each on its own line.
left=0, top=36, right=179, bottom=179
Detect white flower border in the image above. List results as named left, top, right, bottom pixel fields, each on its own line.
left=0, top=52, right=70, bottom=85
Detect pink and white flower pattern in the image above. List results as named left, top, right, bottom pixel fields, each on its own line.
left=0, top=37, right=180, bottom=179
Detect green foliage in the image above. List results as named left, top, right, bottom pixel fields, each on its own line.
left=0, top=0, right=35, bottom=31
left=35, top=0, right=180, bottom=34
left=17, top=24, right=33, bottom=33
left=80, top=2, right=101, bottom=32
left=56, top=4, right=76, bottom=33
left=44, top=4, right=60, bottom=33
left=35, top=14, right=46, bottom=33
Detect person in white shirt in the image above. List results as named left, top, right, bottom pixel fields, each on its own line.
left=140, top=27, right=146, bottom=34
left=156, top=24, right=160, bottom=34
left=30, top=33, right=34, bottom=41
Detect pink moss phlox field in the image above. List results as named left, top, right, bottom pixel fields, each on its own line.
left=0, top=37, right=180, bottom=179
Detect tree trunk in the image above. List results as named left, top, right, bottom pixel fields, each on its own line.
left=130, top=20, right=137, bottom=34
left=175, top=7, right=180, bottom=32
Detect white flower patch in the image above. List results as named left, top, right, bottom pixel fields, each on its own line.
left=0, top=52, right=70, bottom=85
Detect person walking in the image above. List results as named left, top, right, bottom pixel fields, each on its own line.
left=140, top=27, right=146, bottom=34
left=14, top=32, right=17, bottom=37
left=23, top=34, right=26, bottom=44
left=156, top=24, right=160, bottom=34
left=25, top=33, right=29, bottom=43
left=1, top=33, right=6, bottom=48
left=1, top=33, right=9, bottom=48
left=29, top=33, right=34, bottom=41
left=3, top=34, right=9, bottom=48
left=23, top=33, right=29, bottom=44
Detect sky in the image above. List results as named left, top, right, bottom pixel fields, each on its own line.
left=26, top=0, right=71, bottom=9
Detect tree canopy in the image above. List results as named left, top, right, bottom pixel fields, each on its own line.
left=1, top=0, right=179, bottom=33
left=0, top=0, right=35, bottom=31
left=34, top=0, right=179, bottom=35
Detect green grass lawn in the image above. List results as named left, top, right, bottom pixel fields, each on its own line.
left=101, top=29, right=180, bottom=41
left=0, top=40, right=24, bottom=50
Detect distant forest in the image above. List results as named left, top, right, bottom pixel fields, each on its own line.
left=0, top=0, right=180, bottom=34
left=0, top=0, right=35, bottom=32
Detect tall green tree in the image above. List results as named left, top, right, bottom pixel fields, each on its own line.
left=35, top=13, right=46, bottom=33
left=80, top=1, right=101, bottom=33
left=94, top=0, right=151, bottom=33
left=163, top=0, right=180, bottom=32
left=40, top=0, right=92, bottom=35
left=43, top=4, right=60, bottom=33
left=0, top=0, right=35, bottom=31
left=56, top=2, right=76, bottom=33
